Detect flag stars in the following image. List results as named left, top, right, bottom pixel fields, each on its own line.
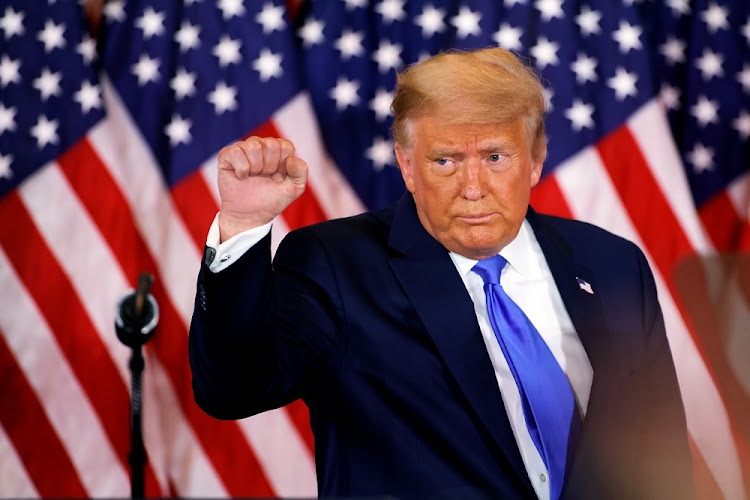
left=415, top=5, right=446, bottom=38
left=530, top=37, right=559, bottom=69
left=218, top=0, right=245, bottom=20
left=667, top=0, right=690, bottom=17
left=687, top=143, right=714, bottom=173
left=255, top=3, right=285, bottom=34
left=660, top=36, right=686, bottom=65
left=33, top=68, right=62, bottom=101
left=0, top=103, right=17, bottom=134
left=0, top=154, right=11, bottom=180
left=376, top=0, right=406, bottom=25
left=493, top=23, right=522, bottom=51
left=370, top=88, right=393, bottom=121
left=535, top=0, right=564, bottom=22
left=335, top=30, right=365, bottom=60
left=253, top=48, right=283, bottom=81
left=366, top=136, right=395, bottom=171
left=135, top=7, right=165, bottom=39
left=612, top=21, right=642, bottom=53
left=208, top=81, right=238, bottom=114
left=171, top=68, right=197, bottom=100
left=330, top=77, right=360, bottom=110
left=77, top=35, right=96, bottom=63
left=701, top=2, right=729, bottom=33
left=165, top=114, right=192, bottom=146
left=660, top=84, right=681, bottom=110
left=575, top=6, right=601, bottom=37
left=607, top=67, right=638, bottom=100
left=344, top=0, right=367, bottom=10
left=175, top=21, right=201, bottom=52
left=0, top=7, right=25, bottom=40
left=571, top=53, right=598, bottom=84
left=695, top=49, right=724, bottom=80
left=451, top=6, right=481, bottom=39
left=213, top=36, right=242, bottom=67
left=38, top=19, right=66, bottom=53
left=738, top=65, right=750, bottom=93
left=691, top=96, right=719, bottom=126
left=30, top=115, right=59, bottom=148
left=743, top=17, right=750, bottom=45
left=373, top=40, right=403, bottom=73
left=565, top=99, right=595, bottom=131
left=299, top=18, right=325, bottom=47
left=73, top=81, right=102, bottom=113
left=103, top=0, right=125, bottom=23
left=733, top=111, right=750, bottom=140
left=131, top=54, right=160, bottom=85
left=0, top=55, right=21, bottom=87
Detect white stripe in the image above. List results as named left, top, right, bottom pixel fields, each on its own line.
left=555, top=148, right=746, bottom=500
left=18, top=162, right=225, bottom=496
left=238, top=409, right=317, bottom=497
left=727, top=171, right=750, bottom=220
left=0, top=423, right=39, bottom=498
left=628, top=100, right=713, bottom=252
left=144, top=353, right=228, bottom=497
left=88, top=77, right=200, bottom=326
left=273, top=92, right=367, bottom=219
left=0, top=245, right=128, bottom=497
left=200, top=153, right=221, bottom=205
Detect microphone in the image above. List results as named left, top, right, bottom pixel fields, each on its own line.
left=115, top=272, right=159, bottom=348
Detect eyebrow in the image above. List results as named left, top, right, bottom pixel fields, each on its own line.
left=428, top=141, right=514, bottom=157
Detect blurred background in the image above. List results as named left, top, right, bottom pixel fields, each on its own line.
left=0, top=0, right=748, bottom=498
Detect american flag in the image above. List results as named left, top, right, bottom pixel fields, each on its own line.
left=0, top=0, right=747, bottom=498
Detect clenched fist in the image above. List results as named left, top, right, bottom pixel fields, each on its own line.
left=217, top=137, right=308, bottom=242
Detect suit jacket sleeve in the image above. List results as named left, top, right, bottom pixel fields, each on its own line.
left=188, top=229, right=345, bottom=420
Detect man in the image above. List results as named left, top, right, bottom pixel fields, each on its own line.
left=189, top=48, right=694, bottom=499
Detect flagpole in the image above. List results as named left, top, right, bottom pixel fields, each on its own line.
left=115, top=273, right=159, bottom=499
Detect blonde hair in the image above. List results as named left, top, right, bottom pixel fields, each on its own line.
left=391, top=48, right=547, bottom=162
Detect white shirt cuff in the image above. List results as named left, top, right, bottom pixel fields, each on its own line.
left=205, top=213, right=273, bottom=273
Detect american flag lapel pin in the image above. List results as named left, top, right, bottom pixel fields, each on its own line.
left=577, top=277, right=594, bottom=295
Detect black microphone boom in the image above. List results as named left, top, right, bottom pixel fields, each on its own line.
left=115, top=272, right=159, bottom=499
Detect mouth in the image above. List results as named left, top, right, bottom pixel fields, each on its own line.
left=457, top=213, right=496, bottom=224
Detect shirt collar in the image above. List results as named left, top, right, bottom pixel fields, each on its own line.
left=449, top=219, right=542, bottom=279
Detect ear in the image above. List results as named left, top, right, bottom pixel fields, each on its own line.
left=395, top=144, right=416, bottom=194
left=529, top=157, right=543, bottom=188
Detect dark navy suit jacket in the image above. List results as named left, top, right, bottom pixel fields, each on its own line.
left=189, top=194, right=694, bottom=499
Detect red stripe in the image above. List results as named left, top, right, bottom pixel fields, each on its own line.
left=530, top=175, right=574, bottom=219
left=171, top=171, right=219, bottom=251
left=688, top=435, right=725, bottom=500
left=0, top=190, right=143, bottom=494
left=597, top=127, right=750, bottom=493
left=0, top=328, right=87, bottom=498
left=698, top=191, right=746, bottom=252
left=58, top=139, right=275, bottom=497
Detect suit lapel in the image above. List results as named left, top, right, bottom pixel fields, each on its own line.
left=525, top=208, right=613, bottom=431
left=387, top=195, right=530, bottom=487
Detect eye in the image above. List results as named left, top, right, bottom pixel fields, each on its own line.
left=488, top=154, right=502, bottom=162
left=436, top=158, right=448, bottom=166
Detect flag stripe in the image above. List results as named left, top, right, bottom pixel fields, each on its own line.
left=0, top=240, right=129, bottom=497
left=0, top=191, right=134, bottom=495
left=529, top=175, right=574, bottom=220
left=0, top=329, right=86, bottom=498
left=0, top=423, right=39, bottom=498
left=171, top=172, right=219, bottom=251
left=699, top=192, right=747, bottom=251
left=55, top=137, right=276, bottom=496
left=553, top=142, right=746, bottom=500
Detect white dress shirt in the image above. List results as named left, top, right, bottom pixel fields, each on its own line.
left=205, top=215, right=593, bottom=499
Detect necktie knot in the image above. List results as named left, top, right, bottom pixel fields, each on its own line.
left=472, top=254, right=508, bottom=285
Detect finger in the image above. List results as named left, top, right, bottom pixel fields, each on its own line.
left=275, top=138, right=295, bottom=178
left=284, top=156, right=308, bottom=190
left=260, top=137, right=282, bottom=177
left=237, top=138, right=264, bottom=176
left=218, top=143, right=251, bottom=179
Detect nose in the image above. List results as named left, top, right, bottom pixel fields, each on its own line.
left=461, top=159, right=483, bottom=200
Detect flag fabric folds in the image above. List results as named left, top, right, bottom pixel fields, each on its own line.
left=0, top=0, right=748, bottom=498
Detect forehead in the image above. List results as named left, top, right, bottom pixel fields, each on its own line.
left=411, top=115, right=526, bottom=150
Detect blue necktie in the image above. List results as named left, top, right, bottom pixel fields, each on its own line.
left=473, top=255, right=580, bottom=499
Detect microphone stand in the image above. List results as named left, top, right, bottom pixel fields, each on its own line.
left=115, top=273, right=159, bottom=499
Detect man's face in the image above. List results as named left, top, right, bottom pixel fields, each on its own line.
left=395, top=115, right=543, bottom=260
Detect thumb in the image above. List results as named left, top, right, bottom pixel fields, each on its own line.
left=284, top=156, right=308, bottom=192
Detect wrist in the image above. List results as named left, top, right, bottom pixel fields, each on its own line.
left=218, top=211, right=273, bottom=242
